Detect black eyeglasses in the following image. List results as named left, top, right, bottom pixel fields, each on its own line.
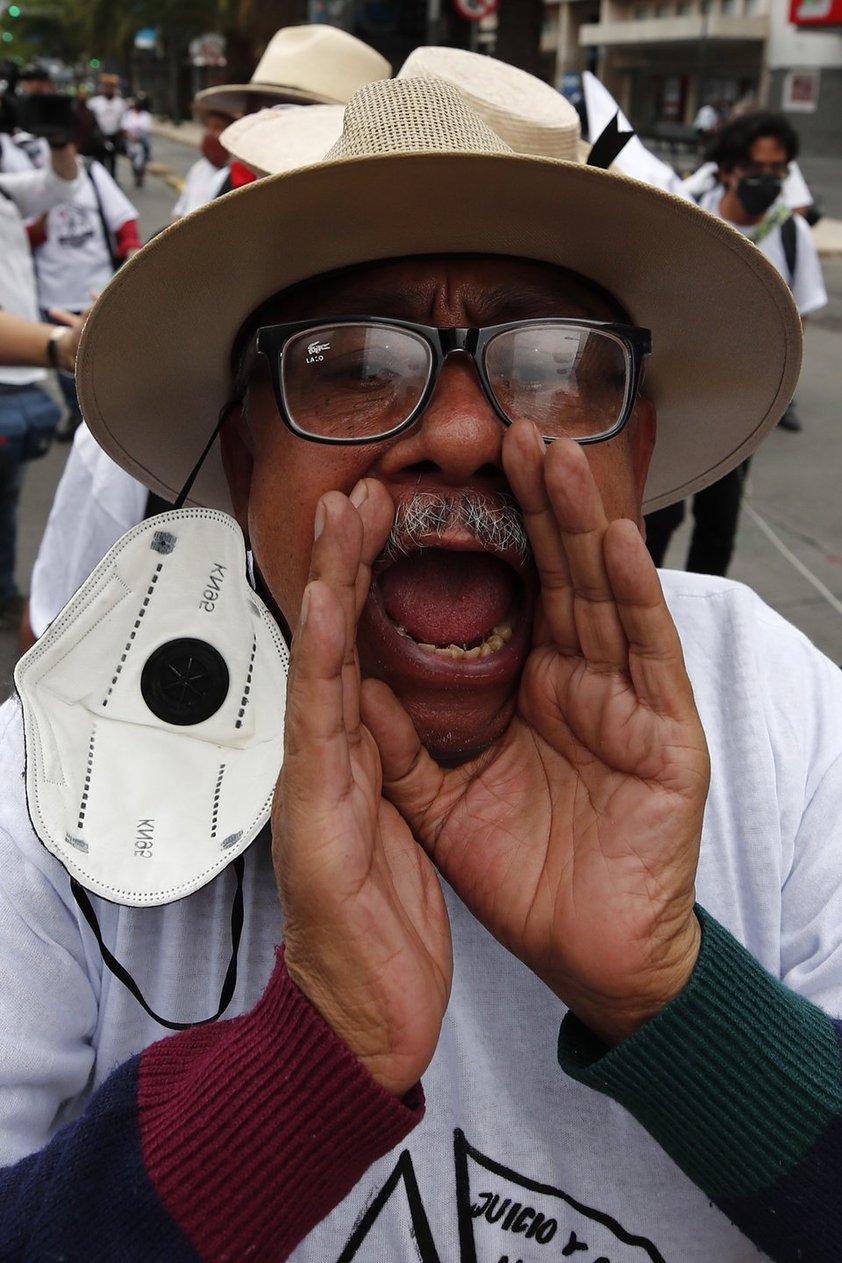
left=254, top=316, right=651, bottom=447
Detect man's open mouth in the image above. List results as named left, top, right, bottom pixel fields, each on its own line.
left=359, top=538, right=536, bottom=689
left=378, top=549, right=518, bottom=661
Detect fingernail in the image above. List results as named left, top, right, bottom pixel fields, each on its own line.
left=314, top=500, right=326, bottom=540
left=349, top=480, right=368, bottom=508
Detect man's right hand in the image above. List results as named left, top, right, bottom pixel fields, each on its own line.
left=273, top=479, right=452, bottom=1099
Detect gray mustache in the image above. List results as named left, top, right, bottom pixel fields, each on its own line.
left=383, top=491, right=530, bottom=563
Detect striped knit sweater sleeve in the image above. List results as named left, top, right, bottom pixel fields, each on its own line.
left=0, top=948, right=423, bottom=1261
left=559, top=905, right=842, bottom=1262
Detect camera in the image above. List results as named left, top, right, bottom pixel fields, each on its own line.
left=13, top=93, right=75, bottom=146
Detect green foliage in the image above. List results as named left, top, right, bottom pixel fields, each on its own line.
left=24, top=0, right=236, bottom=69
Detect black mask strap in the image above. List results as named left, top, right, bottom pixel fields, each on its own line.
left=173, top=399, right=240, bottom=511
left=587, top=112, right=635, bottom=170
left=70, top=854, right=245, bottom=1031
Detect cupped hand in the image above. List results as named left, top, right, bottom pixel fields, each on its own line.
left=362, top=423, right=710, bottom=1045
left=274, top=479, right=452, bottom=1098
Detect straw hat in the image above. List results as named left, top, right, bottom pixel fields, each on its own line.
left=399, top=46, right=581, bottom=161
left=221, top=103, right=345, bottom=177
left=221, top=46, right=584, bottom=177
left=76, top=76, right=802, bottom=514
left=193, top=25, right=391, bottom=118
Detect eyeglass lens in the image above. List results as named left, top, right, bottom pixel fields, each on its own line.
left=279, top=322, right=631, bottom=442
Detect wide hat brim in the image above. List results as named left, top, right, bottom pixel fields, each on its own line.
left=76, top=151, right=802, bottom=514
left=193, top=81, right=341, bottom=117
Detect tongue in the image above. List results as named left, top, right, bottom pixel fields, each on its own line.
left=379, top=551, right=515, bottom=648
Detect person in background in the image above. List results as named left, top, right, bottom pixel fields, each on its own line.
left=0, top=134, right=80, bottom=628
left=25, top=24, right=393, bottom=649
left=87, top=74, right=126, bottom=178
left=692, top=99, right=720, bottom=142
left=170, top=107, right=236, bottom=219
left=122, top=92, right=152, bottom=187
left=645, top=109, right=827, bottom=574
left=27, top=118, right=141, bottom=442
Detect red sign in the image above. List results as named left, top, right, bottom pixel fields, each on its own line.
left=453, top=0, right=501, bottom=19
left=789, top=0, right=842, bottom=25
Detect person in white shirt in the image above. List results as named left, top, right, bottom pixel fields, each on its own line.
left=0, top=138, right=81, bottom=623
left=87, top=75, right=126, bottom=177
left=29, top=158, right=140, bottom=441
left=171, top=108, right=236, bottom=219
left=645, top=109, right=827, bottom=574
left=122, top=92, right=152, bottom=187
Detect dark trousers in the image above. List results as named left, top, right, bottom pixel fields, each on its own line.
left=645, top=463, right=749, bottom=577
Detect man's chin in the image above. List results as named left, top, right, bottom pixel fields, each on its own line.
left=392, top=690, right=518, bottom=767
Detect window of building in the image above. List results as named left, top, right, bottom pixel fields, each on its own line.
left=721, top=0, right=738, bottom=13
left=656, top=2, right=670, bottom=13
left=677, top=1, right=692, bottom=13
left=635, top=4, right=652, bottom=16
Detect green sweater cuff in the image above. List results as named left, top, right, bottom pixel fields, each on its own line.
left=558, top=906, right=842, bottom=1199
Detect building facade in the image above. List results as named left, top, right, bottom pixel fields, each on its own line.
left=545, top=0, right=841, bottom=155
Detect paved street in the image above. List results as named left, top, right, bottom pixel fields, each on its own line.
left=1, top=132, right=840, bottom=700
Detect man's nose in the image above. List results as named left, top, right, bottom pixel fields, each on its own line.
left=377, top=353, right=506, bottom=489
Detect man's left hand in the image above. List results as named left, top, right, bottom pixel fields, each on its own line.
left=363, top=422, right=709, bottom=1046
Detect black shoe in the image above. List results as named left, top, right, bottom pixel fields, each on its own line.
left=779, top=404, right=802, bottom=432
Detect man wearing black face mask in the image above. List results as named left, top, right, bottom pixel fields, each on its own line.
left=645, top=110, right=826, bottom=575
left=700, top=111, right=826, bottom=341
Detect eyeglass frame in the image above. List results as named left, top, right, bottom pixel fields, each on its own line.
left=252, top=315, right=652, bottom=448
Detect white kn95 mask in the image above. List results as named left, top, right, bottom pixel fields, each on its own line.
left=15, top=509, right=288, bottom=909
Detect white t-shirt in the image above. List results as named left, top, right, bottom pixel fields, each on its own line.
left=122, top=108, right=151, bottom=138
left=0, top=133, right=33, bottom=173
left=88, top=94, right=127, bottom=138
left=171, top=155, right=231, bottom=219
left=1, top=572, right=841, bottom=1259
left=33, top=161, right=137, bottom=310
left=0, top=162, right=81, bottom=385
left=698, top=187, right=827, bottom=317
left=28, top=423, right=148, bottom=637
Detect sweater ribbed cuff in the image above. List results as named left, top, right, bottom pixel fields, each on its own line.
left=558, top=906, right=842, bottom=1199
left=139, top=949, right=424, bottom=1261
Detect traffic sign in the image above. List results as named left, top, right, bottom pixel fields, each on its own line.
left=453, top=0, right=500, bottom=20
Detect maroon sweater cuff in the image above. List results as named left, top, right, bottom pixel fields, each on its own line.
left=138, top=949, right=424, bottom=1260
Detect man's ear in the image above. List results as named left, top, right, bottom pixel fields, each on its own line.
left=219, top=405, right=254, bottom=538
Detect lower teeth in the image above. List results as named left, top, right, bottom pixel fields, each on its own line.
left=414, top=620, right=514, bottom=661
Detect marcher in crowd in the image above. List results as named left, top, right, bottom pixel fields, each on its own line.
left=87, top=74, right=126, bottom=177
left=122, top=92, right=152, bottom=187
left=646, top=109, right=827, bottom=574
left=28, top=144, right=140, bottom=441
left=26, top=25, right=392, bottom=643
left=0, top=134, right=80, bottom=628
left=170, top=108, right=237, bottom=220
left=1, top=67, right=840, bottom=1262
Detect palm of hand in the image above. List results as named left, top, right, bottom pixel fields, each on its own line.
left=382, top=638, right=708, bottom=1032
